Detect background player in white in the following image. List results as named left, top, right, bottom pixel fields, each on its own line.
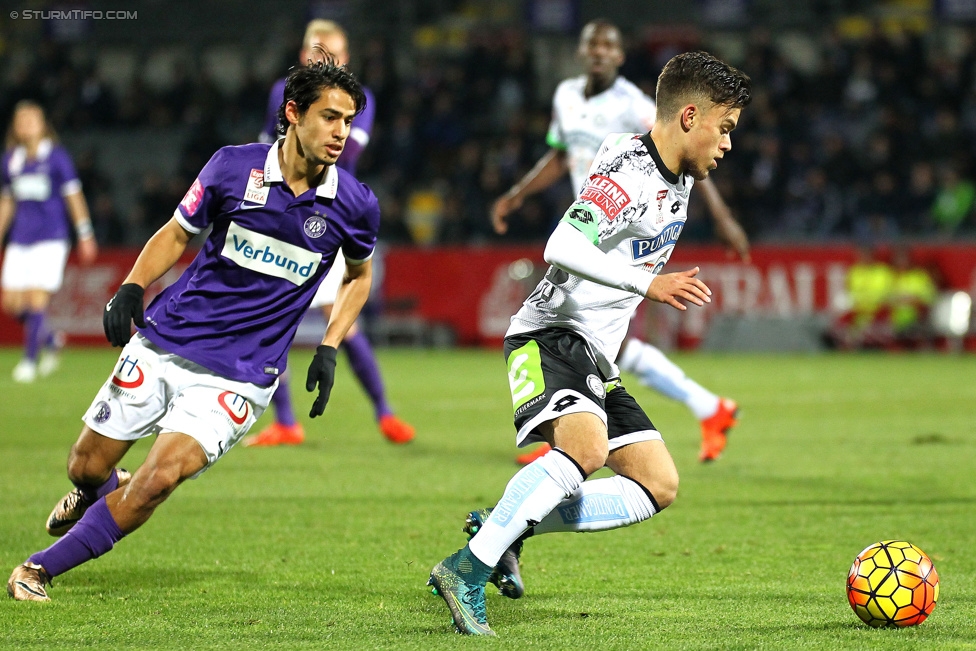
left=428, top=50, right=751, bottom=636
left=7, top=55, right=378, bottom=601
left=245, top=19, right=415, bottom=447
left=0, top=101, right=97, bottom=383
left=493, top=20, right=741, bottom=464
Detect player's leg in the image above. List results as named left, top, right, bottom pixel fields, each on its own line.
left=9, top=432, right=208, bottom=601
left=430, top=331, right=602, bottom=634
left=530, top=384, right=677, bottom=535
left=617, top=337, right=738, bottom=462
left=47, top=426, right=135, bottom=536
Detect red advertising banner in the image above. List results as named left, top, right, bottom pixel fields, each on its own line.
left=2, top=244, right=974, bottom=348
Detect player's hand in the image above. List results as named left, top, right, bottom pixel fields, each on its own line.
left=102, top=283, right=146, bottom=347
left=78, top=237, right=98, bottom=265
left=491, top=193, right=523, bottom=235
left=645, top=267, right=712, bottom=311
left=306, top=345, right=338, bottom=418
left=712, top=211, right=751, bottom=263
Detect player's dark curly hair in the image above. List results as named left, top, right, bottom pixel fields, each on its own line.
left=275, top=45, right=367, bottom=137
left=655, top=51, right=752, bottom=122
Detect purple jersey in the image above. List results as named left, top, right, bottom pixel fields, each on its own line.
left=139, top=141, right=380, bottom=386
left=1, top=139, right=81, bottom=245
left=260, top=79, right=376, bottom=174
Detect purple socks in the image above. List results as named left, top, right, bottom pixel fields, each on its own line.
left=343, top=332, right=391, bottom=420
left=23, top=312, right=44, bottom=362
left=269, top=372, right=297, bottom=426
left=29, top=498, right=125, bottom=577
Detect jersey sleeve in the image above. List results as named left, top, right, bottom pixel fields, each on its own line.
left=174, top=148, right=228, bottom=234
left=52, top=147, right=82, bottom=196
left=341, top=188, right=380, bottom=264
left=560, top=162, right=644, bottom=245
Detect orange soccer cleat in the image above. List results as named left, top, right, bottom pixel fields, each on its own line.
left=515, top=443, right=552, bottom=465
left=242, top=422, right=305, bottom=447
left=699, top=398, right=738, bottom=462
left=379, top=414, right=415, bottom=444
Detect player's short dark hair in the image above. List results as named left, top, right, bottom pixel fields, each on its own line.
left=655, top=51, right=751, bottom=123
left=275, top=46, right=366, bottom=137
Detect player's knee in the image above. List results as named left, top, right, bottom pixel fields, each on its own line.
left=126, top=464, right=182, bottom=510
left=646, top=469, right=679, bottom=510
left=66, top=445, right=110, bottom=487
left=568, top=438, right=609, bottom=476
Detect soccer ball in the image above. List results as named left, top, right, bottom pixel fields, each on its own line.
left=846, top=540, right=939, bottom=627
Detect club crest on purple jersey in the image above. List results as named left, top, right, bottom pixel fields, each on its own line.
left=304, top=214, right=327, bottom=238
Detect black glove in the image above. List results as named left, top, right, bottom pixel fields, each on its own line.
left=306, top=345, right=338, bottom=418
left=103, top=283, right=146, bottom=347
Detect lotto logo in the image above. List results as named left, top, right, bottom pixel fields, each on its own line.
left=111, top=355, right=145, bottom=389
left=217, top=391, right=250, bottom=425
left=580, top=175, right=631, bottom=220
left=180, top=178, right=204, bottom=215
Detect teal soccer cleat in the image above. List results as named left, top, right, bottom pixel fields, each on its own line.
left=427, top=548, right=495, bottom=636
left=464, top=508, right=525, bottom=599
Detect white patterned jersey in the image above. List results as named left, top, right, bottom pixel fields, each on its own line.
left=508, top=133, right=693, bottom=379
left=546, top=75, right=657, bottom=193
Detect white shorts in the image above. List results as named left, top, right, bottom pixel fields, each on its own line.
left=82, top=335, right=276, bottom=476
left=309, top=253, right=346, bottom=309
left=1, top=240, right=70, bottom=292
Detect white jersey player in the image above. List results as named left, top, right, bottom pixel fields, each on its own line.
left=430, top=50, right=752, bottom=636
left=493, top=20, right=741, bottom=464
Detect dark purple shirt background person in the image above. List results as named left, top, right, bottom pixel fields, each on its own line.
left=260, top=78, right=376, bottom=174
left=1, top=139, right=81, bottom=245
left=140, top=141, right=380, bottom=387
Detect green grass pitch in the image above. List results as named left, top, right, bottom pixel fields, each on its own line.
left=0, top=347, right=974, bottom=649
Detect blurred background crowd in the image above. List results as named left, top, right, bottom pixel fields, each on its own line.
left=4, top=0, right=976, bottom=247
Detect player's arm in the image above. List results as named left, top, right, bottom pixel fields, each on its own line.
left=64, top=190, right=98, bottom=265
left=0, top=191, right=13, bottom=239
left=323, top=258, right=372, bottom=348
left=306, top=258, right=373, bottom=418
left=544, top=220, right=711, bottom=311
left=123, top=218, right=193, bottom=289
left=103, top=218, right=194, bottom=347
left=698, top=177, right=750, bottom=262
left=492, top=149, right=569, bottom=234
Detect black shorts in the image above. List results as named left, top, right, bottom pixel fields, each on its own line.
left=503, top=328, right=661, bottom=450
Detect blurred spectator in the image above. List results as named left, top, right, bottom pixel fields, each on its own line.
left=888, top=245, right=938, bottom=349
left=930, top=164, right=975, bottom=234
left=824, top=244, right=895, bottom=350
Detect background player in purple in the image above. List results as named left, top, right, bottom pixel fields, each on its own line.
left=1, top=100, right=98, bottom=383
left=7, top=54, right=377, bottom=601
left=247, top=19, right=415, bottom=448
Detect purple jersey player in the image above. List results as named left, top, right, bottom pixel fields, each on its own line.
left=1, top=101, right=98, bottom=383
left=7, top=53, right=375, bottom=602
left=246, top=19, right=414, bottom=449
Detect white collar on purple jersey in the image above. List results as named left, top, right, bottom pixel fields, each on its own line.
left=9, top=138, right=54, bottom=175
left=264, top=139, right=339, bottom=199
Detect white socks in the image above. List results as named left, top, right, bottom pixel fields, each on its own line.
left=468, top=449, right=584, bottom=567
left=533, top=474, right=658, bottom=533
left=618, top=338, right=719, bottom=420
